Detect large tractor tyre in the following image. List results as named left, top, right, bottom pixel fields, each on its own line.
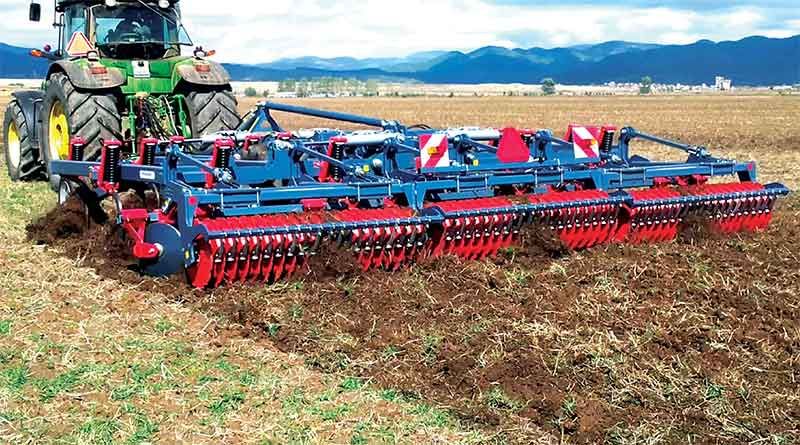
left=3, top=99, right=42, bottom=181
left=184, top=89, right=241, bottom=136
left=41, top=72, right=121, bottom=190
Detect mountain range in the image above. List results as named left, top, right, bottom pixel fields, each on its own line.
left=0, top=42, right=49, bottom=78
left=1, top=36, right=798, bottom=85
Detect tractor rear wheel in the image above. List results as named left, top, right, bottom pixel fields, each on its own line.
left=41, top=72, right=122, bottom=190
left=3, top=99, right=42, bottom=181
left=184, top=88, right=240, bottom=136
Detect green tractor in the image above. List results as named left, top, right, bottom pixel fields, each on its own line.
left=3, top=0, right=241, bottom=188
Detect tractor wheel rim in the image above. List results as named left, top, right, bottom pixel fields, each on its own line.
left=6, top=120, right=21, bottom=168
left=49, top=101, right=70, bottom=160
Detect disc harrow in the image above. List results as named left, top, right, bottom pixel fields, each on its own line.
left=625, top=188, right=683, bottom=244
left=529, top=190, right=620, bottom=249
left=686, top=182, right=776, bottom=233
left=49, top=101, right=790, bottom=288
left=428, top=197, right=517, bottom=259
left=188, top=212, right=327, bottom=288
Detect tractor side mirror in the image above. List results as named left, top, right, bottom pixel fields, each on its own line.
left=29, top=2, right=41, bottom=22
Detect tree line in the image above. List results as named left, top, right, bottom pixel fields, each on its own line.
left=280, top=77, right=380, bottom=97
left=539, top=76, right=655, bottom=95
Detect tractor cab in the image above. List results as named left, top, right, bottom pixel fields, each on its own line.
left=88, top=1, right=192, bottom=59
left=34, top=0, right=193, bottom=60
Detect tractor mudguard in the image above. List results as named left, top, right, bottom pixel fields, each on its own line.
left=175, top=60, right=231, bottom=86
left=10, top=90, right=44, bottom=146
left=48, top=60, right=126, bottom=90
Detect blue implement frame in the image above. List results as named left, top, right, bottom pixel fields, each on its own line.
left=49, top=101, right=790, bottom=277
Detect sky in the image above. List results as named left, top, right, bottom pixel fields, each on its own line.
left=1, top=0, right=799, bottom=63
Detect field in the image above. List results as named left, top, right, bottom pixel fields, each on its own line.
left=1, top=93, right=799, bottom=444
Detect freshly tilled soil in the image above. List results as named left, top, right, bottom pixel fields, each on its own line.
left=27, top=198, right=800, bottom=444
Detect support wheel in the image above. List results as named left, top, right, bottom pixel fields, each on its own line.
left=41, top=72, right=121, bottom=190
left=3, top=99, right=42, bottom=180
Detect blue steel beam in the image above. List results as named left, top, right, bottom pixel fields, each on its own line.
left=259, top=101, right=390, bottom=129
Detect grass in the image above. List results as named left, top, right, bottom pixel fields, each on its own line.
left=483, top=387, right=524, bottom=413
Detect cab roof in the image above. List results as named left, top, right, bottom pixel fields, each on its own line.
left=56, top=0, right=179, bottom=13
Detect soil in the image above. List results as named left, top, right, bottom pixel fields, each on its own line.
left=27, top=198, right=800, bottom=444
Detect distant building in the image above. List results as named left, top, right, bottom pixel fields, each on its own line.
left=715, top=76, right=733, bottom=91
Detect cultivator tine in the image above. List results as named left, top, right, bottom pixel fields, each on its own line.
left=260, top=231, right=276, bottom=284
left=223, top=237, right=238, bottom=284
left=482, top=215, right=498, bottom=259
left=235, top=219, right=252, bottom=282
left=283, top=225, right=298, bottom=278
left=212, top=224, right=228, bottom=287
left=288, top=225, right=304, bottom=276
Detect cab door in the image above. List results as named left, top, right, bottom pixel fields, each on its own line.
left=61, top=6, right=89, bottom=56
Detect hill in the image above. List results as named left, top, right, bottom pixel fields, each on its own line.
left=1, top=36, right=797, bottom=85
left=0, top=43, right=49, bottom=78
left=413, top=36, right=799, bottom=85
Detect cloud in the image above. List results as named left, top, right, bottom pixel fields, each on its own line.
left=0, top=0, right=797, bottom=63
left=491, top=0, right=799, bottom=11
left=722, top=9, right=763, bottom=27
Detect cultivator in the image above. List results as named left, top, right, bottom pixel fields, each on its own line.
left=50, top=102, right=790, bottom=288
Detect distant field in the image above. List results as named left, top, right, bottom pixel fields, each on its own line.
left=1, top=94, right=798, bottom=444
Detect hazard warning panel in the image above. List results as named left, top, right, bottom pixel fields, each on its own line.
left=568, top=125, right=601, bottom=160
left=66, top=32, right=95, bottom=56
left=419, top=133, right=450, bottom=170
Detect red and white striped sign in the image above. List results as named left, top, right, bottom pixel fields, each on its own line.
left=571, top=126, right=600, bottom=159
left=419, top=133, right=450, bottom=169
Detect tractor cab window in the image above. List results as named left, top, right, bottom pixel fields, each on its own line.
left=62, top=6, right=88, bottom=50
left=92, top=4, right=192, bottom=59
